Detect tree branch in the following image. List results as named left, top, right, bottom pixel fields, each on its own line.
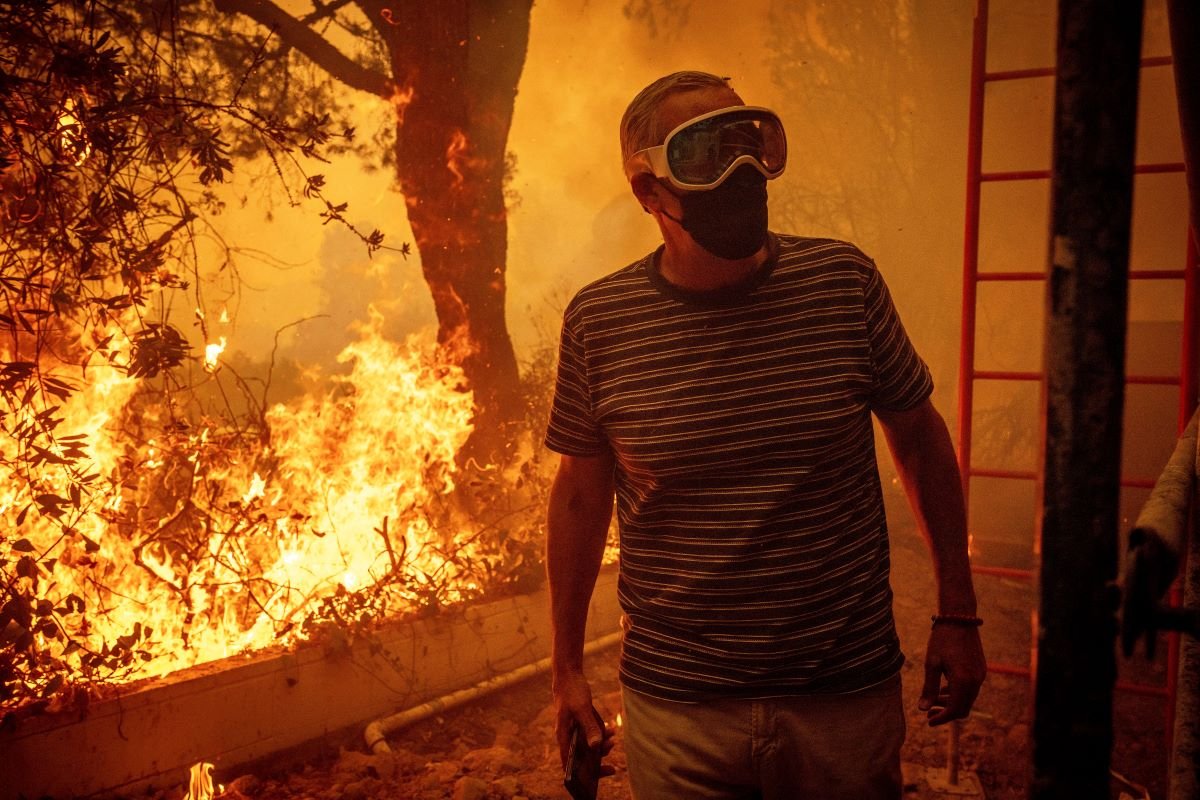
left=301, top=0, right=357, bottom=25
left=212, top=0, right=391, bottom=98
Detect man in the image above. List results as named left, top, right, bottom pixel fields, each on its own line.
left=546, top=71, right=985, bottom=799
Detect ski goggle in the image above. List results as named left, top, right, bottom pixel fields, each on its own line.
left=624, top=106, right=787, bottom=191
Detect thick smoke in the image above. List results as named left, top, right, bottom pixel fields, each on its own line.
left=206, top=0, right=1187, bottom=543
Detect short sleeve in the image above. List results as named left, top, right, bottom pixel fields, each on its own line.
left=863, top=266, right=934, bottom=411
left=544, top=310, right=608, bottom=456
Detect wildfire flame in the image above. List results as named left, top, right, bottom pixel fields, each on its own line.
left=182, top=762, right=221, bottom=800
left=5, top=309, right=485, bottom=687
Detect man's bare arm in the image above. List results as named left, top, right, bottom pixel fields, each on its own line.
left=547, top=451, right=616, bottom=762
left=875, top=398, right=986, bottom=725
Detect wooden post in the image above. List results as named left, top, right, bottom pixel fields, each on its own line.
left=1033, top=1, right=1144, bottom=797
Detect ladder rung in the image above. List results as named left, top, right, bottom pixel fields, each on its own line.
left=980, top=162, right=1184, bottom=183
left=1117, top=680, right=1170, bottom=698
left=970, top=371, right=1180, bottom=387
left=1127, top=374, right=1181, bottom=386
left=1140, top=55, right=1175, bottom=69
left=1130, top=269, right=1188, bottom=280
left=974, top=370, right=1042, bottom=381
left=1135, top=162, right=1187, bottom=175
left=970, top=467, right=1037, bottom=481
left=985, top=66, right=1055, bottom=82
left=978, top=271, right=1045, bottom=281
left=983, top=55, right=1172, bottom=84
left=968, top=471, right=1160, bottom=488
left=981, top=169, right=1049, bottom=182
left=976, top=269, right=1188, bottom=281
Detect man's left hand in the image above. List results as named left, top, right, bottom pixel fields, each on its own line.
left=918, top=624, right=986, bottom=726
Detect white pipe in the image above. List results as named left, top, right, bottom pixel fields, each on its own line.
left=364, top=630, right=623, bottom=754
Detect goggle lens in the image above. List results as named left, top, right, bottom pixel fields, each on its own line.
left=665, top=109, right=786, bottom=187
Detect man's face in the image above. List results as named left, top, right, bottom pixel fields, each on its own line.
left=640, top=86, right=773, bottom=261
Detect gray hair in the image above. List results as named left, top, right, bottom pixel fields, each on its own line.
left=619, top=71, right=734, bottom=166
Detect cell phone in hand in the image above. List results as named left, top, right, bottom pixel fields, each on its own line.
left=564, top=708, right=604, bottom=800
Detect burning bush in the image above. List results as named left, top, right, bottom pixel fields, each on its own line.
left=0, top=1, right=551, bottom=717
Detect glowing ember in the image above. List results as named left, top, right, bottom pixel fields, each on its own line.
left=204, top=337, right=227, bottom=372
left=57, top=97, right=91, bottom=165
left=390, top=84, right=416, bottom=124
left=445, top=129, right=477, bottom=188
left=182, top=762, right=221, bottom=800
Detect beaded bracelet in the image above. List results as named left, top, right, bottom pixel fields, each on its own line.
left=931, top=614, right=984, bottom=627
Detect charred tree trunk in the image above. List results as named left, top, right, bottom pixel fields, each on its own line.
left=378, top=0, right=530, bottom=459
left=213, top=0, right=532, bottom=461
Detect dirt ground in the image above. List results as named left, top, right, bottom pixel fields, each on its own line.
left=167, top=528, right=1172, bottom=800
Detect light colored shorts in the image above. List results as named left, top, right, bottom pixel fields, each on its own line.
left=621, top=674, right=905, bottom=800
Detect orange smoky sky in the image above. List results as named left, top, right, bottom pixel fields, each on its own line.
left=204, top=0, right=1187, bottom=435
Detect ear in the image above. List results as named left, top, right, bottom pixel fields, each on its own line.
left=630, top=173, right=665, bottom=214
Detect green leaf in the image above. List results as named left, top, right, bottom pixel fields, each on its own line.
left=10, top=539, right=35, bottom=553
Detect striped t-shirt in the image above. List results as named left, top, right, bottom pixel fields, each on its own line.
left=545, top=233, right=933, bottom=702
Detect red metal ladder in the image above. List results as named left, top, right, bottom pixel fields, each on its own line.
left=955, top=0, right=1198, bottom=779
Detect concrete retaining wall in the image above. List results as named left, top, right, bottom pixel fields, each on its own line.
left=0, top=567, right=621, bottom=799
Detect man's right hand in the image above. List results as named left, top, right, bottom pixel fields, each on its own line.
left=545, top=452, right=617, bottom=772
left=552, top=670, right=614, bottom=770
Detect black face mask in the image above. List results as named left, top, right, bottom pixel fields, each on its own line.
left=662, top=165, right=769, bottom=260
